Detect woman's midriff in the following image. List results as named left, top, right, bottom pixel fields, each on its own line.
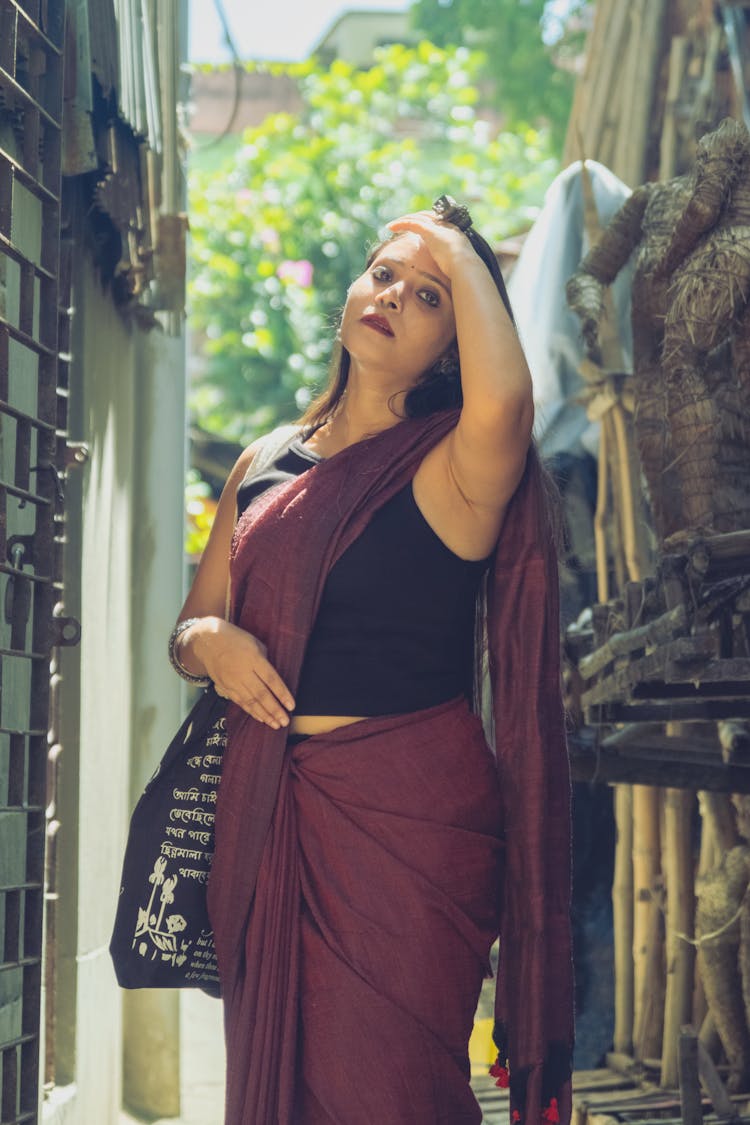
left=289, top=713, right=367, bottom=736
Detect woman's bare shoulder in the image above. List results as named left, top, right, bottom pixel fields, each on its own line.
left=221, top=441, right=262, bottom=498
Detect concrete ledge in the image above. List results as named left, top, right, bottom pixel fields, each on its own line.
left=42, top=1084, right=78, bottom=1125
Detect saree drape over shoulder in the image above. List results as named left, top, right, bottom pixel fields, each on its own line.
left=206, top=411, right=574, bottom=1125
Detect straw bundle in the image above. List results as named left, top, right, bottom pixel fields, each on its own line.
left=695, top=846, right=750, bottom=1093
left=568, top=119, right=750, bottom=544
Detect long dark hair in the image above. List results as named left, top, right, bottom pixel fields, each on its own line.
left=299, top=219, right=517, bottom=431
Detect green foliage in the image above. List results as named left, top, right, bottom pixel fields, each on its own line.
left=189, top=44, right=558, bottom=442
left=410, top=0, right=589, bottom=151
left=185, top=469, right=215, bottom=558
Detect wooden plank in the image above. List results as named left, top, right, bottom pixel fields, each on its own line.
left=569, top=742, right=750, bottom=793
left=594, top=699, right=750, bottom=723
left=574, top=1070, right=635, bottom=1093
left=678, top=1028, right=703, bottom=1125
left=583, top=653, right=750, bottom=709
left=576, top=1092, right=682, bottom=1111
left=667, top=659, right=750, bottom=684
left=696, top=1040, right=734, bottom=1118
left=689, top=529, right=750, bottom=581
left=581, top=640, right=715, bottom=708
left=620, top=1118, right=750, bottom=1125
left=602, top=725, right=719, bottom=759
left=604, top=1051, right=653, bottom=1079
left=631, top=679, right=750, bottom=701
left=579, top=604, right=689, bottom=680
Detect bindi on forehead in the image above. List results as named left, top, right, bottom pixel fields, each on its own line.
left=377, top=253, right=452, bottom=297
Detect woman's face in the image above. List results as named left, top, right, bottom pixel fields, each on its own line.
left=340, top=233, right=456, bottom=390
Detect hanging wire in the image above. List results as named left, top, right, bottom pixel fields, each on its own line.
left=195, top=0, right=245, bottom=148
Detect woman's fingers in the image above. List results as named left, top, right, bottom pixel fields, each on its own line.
left=246, top=669, right=293, bottom=727
left=217, top=683, right=287, bottom=728
left=245, top=690, right=286, bottom=729
left=209, top=628, right=296, bottom=728
left=387, top=213, right=470, bottom=278
left=216, top=663, right=295, bottom=728
left=255, top=658, right=295, bottom=712
left=387, top=213, right=437, bottom=235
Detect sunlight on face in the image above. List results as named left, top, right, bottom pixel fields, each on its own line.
left=340, top=233, right=456, bottom=390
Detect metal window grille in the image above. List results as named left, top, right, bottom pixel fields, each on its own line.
left=0, top=2, right=66, bottom=1121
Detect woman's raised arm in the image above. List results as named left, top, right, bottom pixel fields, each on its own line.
left=388, top=212, right=533, bottom=560
left=388, top=212, right=533, bottom=514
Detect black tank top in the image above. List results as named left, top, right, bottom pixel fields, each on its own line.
left=236, top=435, right=489, bottom=716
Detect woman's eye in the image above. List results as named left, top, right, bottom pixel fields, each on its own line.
left=419, top=289, right=440, bottom=308
left=372, top=265, right=391, bottom=281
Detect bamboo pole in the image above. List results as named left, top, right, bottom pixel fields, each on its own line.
left=694, top=794, right=720, bottom=1030
left=693, top=22, right=722, bottom=130
left=700, top=792, right=741, bottom=855
left=583, top=0, right=633, bottom=159
left=594, top=411, right=611, bottom=603
left=599, top=35, right=628, bottom=174
left=634, top=866, right=666, bottom=1060
left=562, top=0, right=612, bottom=167
left=660, top=36, right=690, bottom=180
left=624, top=0, right=668, bottom=185
left=632, top=785, right=663, bottom=1053
left=612, top=0, right=642, bottom=183
left=564, top=0, right=611, bottom=160
left=661, top=785, right=697, bottom=1087
left=613, top=784, right=635, bottom=1053
left=610, top=404, right=647, bottom=582
left=606, top=413, right=627, bottom=595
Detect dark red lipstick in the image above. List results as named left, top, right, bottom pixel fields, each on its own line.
left=361, top=314, right=394, bottom=337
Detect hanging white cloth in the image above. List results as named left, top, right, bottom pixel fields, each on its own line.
left=508, top=160, right=634, bottom=458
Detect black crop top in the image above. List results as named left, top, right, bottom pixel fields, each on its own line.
left=236, top=435, right=489, bottom=716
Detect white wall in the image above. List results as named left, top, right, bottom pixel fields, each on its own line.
left=44, top=242, right=187, bottom=1124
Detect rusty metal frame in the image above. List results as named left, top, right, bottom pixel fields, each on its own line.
left=0, top=1, right=66, bottom=1121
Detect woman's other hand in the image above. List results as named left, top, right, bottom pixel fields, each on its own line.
left=173, top=439, right=294, bottom=729
left=183, top=617, right=295, bottom=728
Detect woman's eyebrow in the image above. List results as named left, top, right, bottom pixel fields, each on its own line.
left=377, top=255, right=452, bottom=296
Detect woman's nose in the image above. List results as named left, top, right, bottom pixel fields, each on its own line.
left=376, top=283, right=402, bottom=310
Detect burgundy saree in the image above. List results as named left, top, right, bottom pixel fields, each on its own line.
left=206, top=411, right=574, bottom=1124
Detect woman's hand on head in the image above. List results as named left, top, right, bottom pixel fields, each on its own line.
left=386, top=211, right=475, bottom=281
left=194, top=619, right=295, bottom=729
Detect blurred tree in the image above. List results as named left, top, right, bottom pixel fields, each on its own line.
left=410, top=0, right=590, bottom=151
left=185, top=469, right=217, bottom=559
left=189, top=43, right=558, bottom=442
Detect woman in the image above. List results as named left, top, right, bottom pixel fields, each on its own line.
left=170, top=197, right=574, bottom=1124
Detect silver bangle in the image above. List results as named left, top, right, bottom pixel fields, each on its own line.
left=168, top=617, right=211, bottom=687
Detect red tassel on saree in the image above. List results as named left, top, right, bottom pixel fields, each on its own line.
left=206, top=411, right=575, bottom=1125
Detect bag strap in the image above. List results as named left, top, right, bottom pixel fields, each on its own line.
left=224, top=422, right=302, bottom=618
left=246, top=422, right=301, bottom=478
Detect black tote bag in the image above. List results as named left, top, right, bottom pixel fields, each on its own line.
left=109, top=686, right=226, bottom=997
